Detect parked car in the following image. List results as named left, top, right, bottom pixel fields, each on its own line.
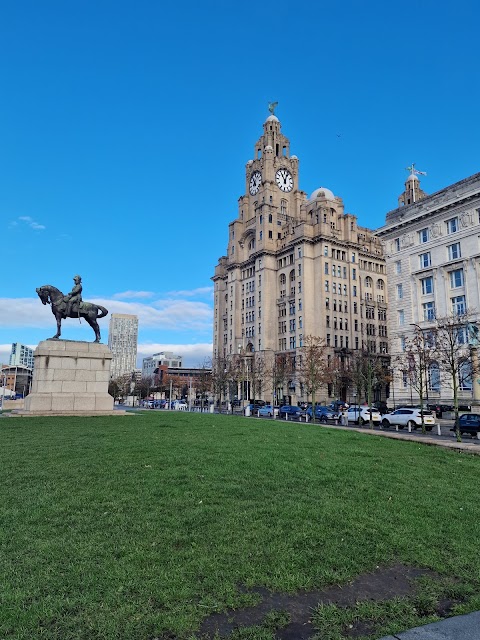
left=171, top=400, right=188, bottom=409
left=328, top=400, right=345, bottom=412
left=451, top=413, right=480, bottom=438
left=258, top=404, right=279, bottom=417
left=244, top=403, right=264, bottom=415
left=306, top=405, right=340, bottom=423
left=381, top=408, right=435, bottom=430
left=278, top=405, right=304, bottom=419
left=347, top=406, right=381, bottom=426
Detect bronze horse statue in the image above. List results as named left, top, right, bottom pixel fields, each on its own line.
left=36, top=285, right=109, bottom=342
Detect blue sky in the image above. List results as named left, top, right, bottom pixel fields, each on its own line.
left=1, top=0, right=479, bottom=367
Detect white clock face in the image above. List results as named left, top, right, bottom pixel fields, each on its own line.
left=275, top=168, right=293, bottom=192
left=249, top=171, right=262, bottom=195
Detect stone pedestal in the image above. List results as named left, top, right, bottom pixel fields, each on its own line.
left=17, top=340, right=124, bottom=416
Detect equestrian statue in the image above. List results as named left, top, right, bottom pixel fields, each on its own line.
left=36, top=275, right=109, bottom=342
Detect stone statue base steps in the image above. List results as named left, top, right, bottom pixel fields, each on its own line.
left=14, top=340, right=125, bottom=416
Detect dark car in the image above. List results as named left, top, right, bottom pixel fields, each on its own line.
left=278, top=405, right=304, bottom=419
left=306, top=405, right=339, bottom=423
left=451, top=414, right=480, bottom=438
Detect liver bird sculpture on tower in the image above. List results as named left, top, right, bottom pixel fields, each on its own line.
left=268, top=101, right=278, bottom=115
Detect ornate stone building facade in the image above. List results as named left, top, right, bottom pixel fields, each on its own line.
left=212, top=112, right=389, bottom=405
left=376, top=172, right=480, bottom=407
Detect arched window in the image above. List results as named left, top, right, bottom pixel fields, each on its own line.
left=377, top=279, right=385, bottom=290
left=428, top=362, right=440, bottom=392
left=459, top=360, right=473, bottom=390
left=281, top=199, right=287, bottom=215
left=289, top=269, right=295, bottom=283
left=365, top=276, right=373, bottom=288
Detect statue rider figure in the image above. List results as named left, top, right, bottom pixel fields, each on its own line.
left=64, top=275, right=83, bottom=317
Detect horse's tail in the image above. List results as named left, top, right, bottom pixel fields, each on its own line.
left=96, top=305, right=108, bottom=319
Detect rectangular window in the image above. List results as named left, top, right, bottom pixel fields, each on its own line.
left=353, top=286, right=357, bottom=297
left=450, top=269, right=464, bottom=288
left=446, top=217, right=458, bottom=234
left=325, top=263, right=329, bottom=274
left=421, top=276, right=434, bottom=295
left=418, top=228, right=429, bottom=243
left=452, top=295, right=466, bottom=315
left=352, top=268, right=356, bottom=280
left=324, top=245, right=328, bottom=256
left=397, top=283, right=403, bottom=300
left=419, top=252, right=431, bottom=268
left=398, top=310, right=405, bottom=325
left=448, top=242, right=461, bottom=260
left=423, top=301, right=435, bottom=320
left=395, top=260, right=402, bottom=275
left=394, top=238, right=401, bottom=251
left=351, top=253, right=356, bottom=262
left=332, top=265, right=336, bottom=277
left=325, top=280, right=329, bottom=292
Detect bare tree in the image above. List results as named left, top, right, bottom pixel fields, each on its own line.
left=297, top=335, right=329, bottom=422
left=263, top=351, right=294, bottom=414
left=350, top=348, right=386, bottom=427
left=136, top=375, right=154, bottom=401
left=195, top=359, right=212, bottom=411
left=433, top=313, right=478, bottom=442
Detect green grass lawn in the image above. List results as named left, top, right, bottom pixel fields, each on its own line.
left=1, top=412, right=479, bottom=640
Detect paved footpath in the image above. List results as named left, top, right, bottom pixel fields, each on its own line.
left=379, top=610, right=480, bottom=639
left=325, top=420, right=480, bottom=455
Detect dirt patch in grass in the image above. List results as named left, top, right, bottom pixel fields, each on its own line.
left=198, top=564, right=438, bottom=638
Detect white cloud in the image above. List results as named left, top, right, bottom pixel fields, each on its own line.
left=13, top=215, right=46, bottom=230
left=0, top=298, right=53, bottom=328
left=0, top=344, right=13, bottom=365
left=16, top=216, right=46, bottom=230
left=112, top=291, right=155, bottom=300
left=0, top=296, right=213, bottom=332
left=167, top=286, right=214, bottom=298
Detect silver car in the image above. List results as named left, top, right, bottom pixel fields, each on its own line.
left=347, top=405, right=381, bottom=425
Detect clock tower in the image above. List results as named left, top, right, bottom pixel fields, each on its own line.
left=212, top=108, right=389, bottom=407
left=212, top=109, right=307, bottom=361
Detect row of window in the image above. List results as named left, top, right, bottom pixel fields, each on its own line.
left=324, top=246, right=355, bottom=262
left=400, top=361, right=472, bottom=392
left=398, top=295, right=467, bottom=325
left=394, top=217, right=461, bottom=251
left=396, top=268, right=466, bottom=301
left=395, top=243, right=462, bottom=275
